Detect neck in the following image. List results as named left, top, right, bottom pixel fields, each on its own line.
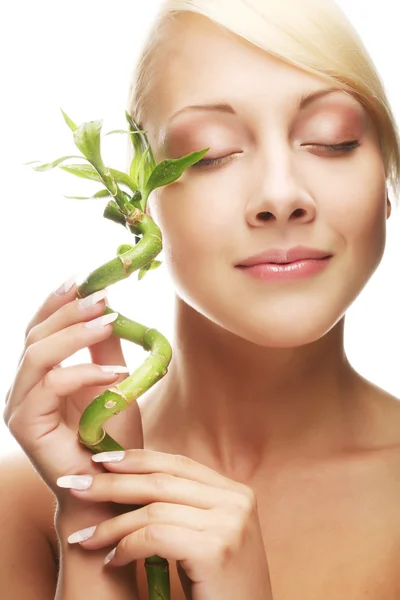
left=141, top=297, right=365, bottom=484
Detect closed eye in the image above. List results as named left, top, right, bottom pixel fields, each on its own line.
left=191, top=152, right=241, bottom=169
left=191, top=140, right=360, bottom=170
left=302, top=140, right=360, bottom=153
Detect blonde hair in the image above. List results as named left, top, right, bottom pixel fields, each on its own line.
left=126, top=0, right=400, bottom=203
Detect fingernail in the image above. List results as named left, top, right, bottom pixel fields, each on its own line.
left=92, top=451, right=125, bottom=462
left=85, top=312, right=119, bottom=329
left=99, top=365, right=129, bottom=374
left=104, top=547, right=117, bottom=565
left=78, top=288, right=108, bottom=310
left=56, top=475, right=93, bottom=490
left=54, top=275, right=76, bottom=296
left=68, top=525, right=97, bottom=544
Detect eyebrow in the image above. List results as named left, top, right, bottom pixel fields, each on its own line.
left=167, top=87, right=346, bottom=123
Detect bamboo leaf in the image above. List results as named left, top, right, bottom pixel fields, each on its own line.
left=131, top=190, right=142, bottom=205
left=104, top=129, right=147, bottom=136
left=73, top=119, right=106, bottom=172
left=60, top=108, right=78, bottom=132
left=129, top=151, right=141, bottom=187
left=64, top=189, right=112, bottom=200
left=64, top=195, right=94, bottom=200
left=59, top=163, right=137, bottom=192
left=60, top=163, right=101, bottom=182
left=117, top=244, right=134, bottom=255
left=138, top=266, right=149, bottom=280
left=26, top=155, right=86, bottom=171
left=125, top=111, right=156, bottom=185
left=138, top=147, right=151, bottom=191
left=149, top=260, right=162, bottom=270
left=92, top=189, right=112, bottom=199
left=108, top=168, right=137, bottom=193
left=138, top=259, right=162, bottom=280
left=125, top=111, right=150, bottom=159
left=144, top=148, right=209, bottom=195
left=143, top=149, right=156, bottom=190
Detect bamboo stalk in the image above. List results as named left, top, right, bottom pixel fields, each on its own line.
left=28, top=107, right=209, bottom=600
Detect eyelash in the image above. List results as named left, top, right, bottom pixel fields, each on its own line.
left=192, top=140, right=360, bottom=169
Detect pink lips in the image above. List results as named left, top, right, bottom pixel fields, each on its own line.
left=236, top=245, right=332, bottom=282
left=238, top=245, right=331, bottom=266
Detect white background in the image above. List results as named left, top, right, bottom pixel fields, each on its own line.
left=1, top=1, right=399, bottom=459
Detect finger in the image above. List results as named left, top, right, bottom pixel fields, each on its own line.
left=92, top=448, right=245, bottom=492
left=24, top=288, right=109, bottom=350
left=4, top=278, right=79, bottom=405
left=7, top=312, right=118, bottom=409
left=24, top=275, right=78, bottom=340
left=66, top=471, right=237, bottom=510
left=5, top=363, right=121, bottom=435
left=71, top=503, right=208, bottom=549
left=105, top=525, right=204, bottom=567
left=25, top=288, right=127, bottom=386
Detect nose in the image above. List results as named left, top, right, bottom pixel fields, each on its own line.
left=245, top=152, right=316, bottom=227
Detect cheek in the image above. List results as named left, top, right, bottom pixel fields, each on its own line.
left=323, top=151, right=387, bottom=274
left=148, top=185, right=220, bottom=279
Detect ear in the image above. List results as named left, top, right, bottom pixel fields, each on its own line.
left=387, top=193, right=392, bottom=219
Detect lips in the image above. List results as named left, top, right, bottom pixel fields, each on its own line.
left=237, top=245, right=332, bottom=267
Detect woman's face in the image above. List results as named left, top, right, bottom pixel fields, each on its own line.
left=143, top=13, right=389, bottom=348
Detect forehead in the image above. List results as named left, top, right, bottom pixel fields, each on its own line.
left=148, top=12, right=338, bottom=134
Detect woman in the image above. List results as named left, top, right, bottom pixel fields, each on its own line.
left=3, top=0, right=400, bottom=598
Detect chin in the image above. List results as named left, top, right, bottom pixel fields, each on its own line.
left=212, top=303, right=347, bottom=349
left=252, top=322, right=340, bottom=349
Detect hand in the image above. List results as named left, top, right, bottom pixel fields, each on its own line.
left=3, top=277, right=142, bottom=514
left=58, top=449, right=273, bottom=600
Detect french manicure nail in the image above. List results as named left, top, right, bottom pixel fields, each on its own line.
left=99, top=365, right=129, bottom=374
left=56, top=475, right=93, bottom=490
left=92, top=451, right=125, bottom=462
left=68, top=525, right=97, bottom=544
left=104, top=547, right=117, bottom=565
left=85, top=312, right=119, bottom=329
left=78, top=288, right=108, bottom=310
left=54, top=275, right=76, bottom=296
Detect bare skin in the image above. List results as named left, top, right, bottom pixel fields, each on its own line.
left=19, top=10, right=400, bottom=600
left=41, top=384, right=400, bottom=599
left=138, top=10, right=391, bottom=484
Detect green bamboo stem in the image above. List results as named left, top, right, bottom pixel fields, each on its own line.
left=77, top=211, right=161, bottom=295
left=103, top=200, right=127, bottom=228
left=76, top=211, right=171, bottom=600
left=29, top=108, right=210, bottom=600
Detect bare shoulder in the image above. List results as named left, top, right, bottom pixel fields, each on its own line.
left=346, top=379, right=400, bottom=501
left=0, top=449, right=58, bottom=556
left=0, top=449, right=56, bottom=515
left=360, top=378, right=400, bottom=453
left=0, top=450, right=59, bottom=597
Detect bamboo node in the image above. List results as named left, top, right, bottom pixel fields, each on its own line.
left=118, top=254, right=133, bottom=273
left=126, top=207, right=143, bottom=225
left=77, top=427, right=106, bottom=446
